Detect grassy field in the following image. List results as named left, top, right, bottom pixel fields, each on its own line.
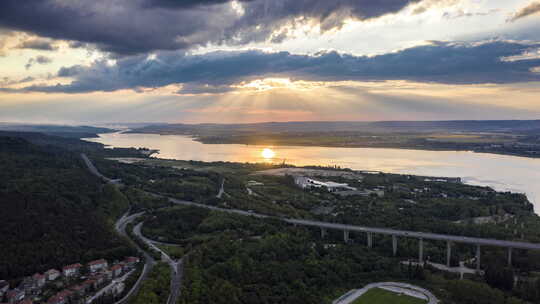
left=352, top=288, right=428, bottom=304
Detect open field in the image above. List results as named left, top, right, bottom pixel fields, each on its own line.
left=352, top=288, right=427, bottom=304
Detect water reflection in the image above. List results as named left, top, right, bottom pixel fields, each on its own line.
left=86, top=132, right=540, bottom=212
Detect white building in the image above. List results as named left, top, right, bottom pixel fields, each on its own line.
left=294, top=176, right=357, bottom=192
left=88, top=259, right=108, bottom=273
left=62, top=263, right=82, bottom=278
left=45, top=269, right=61, bottom=281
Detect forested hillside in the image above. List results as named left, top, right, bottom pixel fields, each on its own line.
left=0, top=136, right=134, bottom=279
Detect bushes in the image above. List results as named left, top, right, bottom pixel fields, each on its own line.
left=445, top=280, right=505, bottom=304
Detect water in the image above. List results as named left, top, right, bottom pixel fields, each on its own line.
left=86, top=132, right=540, bottom=213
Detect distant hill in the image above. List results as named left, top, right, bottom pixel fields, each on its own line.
left=0, top=123, right=116, bottom=138
left=128, top=120, right=540, bottom=134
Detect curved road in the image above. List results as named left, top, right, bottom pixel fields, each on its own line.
left=334, top=282, right=439, bottom=304
left=133, top=222, right=184, bottom=304
left=113, top=210, right=155, bottom=304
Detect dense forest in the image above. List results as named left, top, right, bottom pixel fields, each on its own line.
left=144, top=206, right=530, bottom=304
left=0, top=135, right=135, bottom=279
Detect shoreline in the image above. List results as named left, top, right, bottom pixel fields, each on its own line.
left=127, top=131, right=540, bottom=160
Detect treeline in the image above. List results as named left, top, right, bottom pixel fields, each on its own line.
left=179, top=233, right=401, bottom=304
left=0, top=135, right=135, bottom=279
left=92, top=157, right=221, bottom=202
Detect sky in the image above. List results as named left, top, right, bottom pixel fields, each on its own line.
left=1, top=0, right=540, bottom=124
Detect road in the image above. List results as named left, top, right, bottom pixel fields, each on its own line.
left=113, top=210, right=155, bottom=304
left=81, top=153, right=122, bottom=184
left=161, top=195, right=540, bottom=251
left=83, top=155, right=182, bottom=303
left=86, top=269, right=135, bottom=303
left=402, top=260, right=480, bottom=278
left=333, top=282, right=439, bottom=304
left=133, top=222, right=183, bottom=304
left=216, top=179, right=225, bottom=198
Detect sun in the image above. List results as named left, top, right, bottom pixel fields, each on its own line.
left=261, top=148, right=276, bottom=159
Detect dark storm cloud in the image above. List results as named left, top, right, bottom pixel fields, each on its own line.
left=0, top=0, right=423, bottom=55
left=16, top=40, right=540, bottom=93
left=509, top=1, right=540, bottom=22
left=142, top=0, right=255, bottom=9
left=17, top=38, right=58, bottom=51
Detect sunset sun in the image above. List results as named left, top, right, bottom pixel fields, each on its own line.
left=261, top=148, right=276, bottom=159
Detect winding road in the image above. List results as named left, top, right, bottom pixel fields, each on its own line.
left=133, top=222, right=184, bottom=304
left=333, top=282, right=439, bottom=304
left=114, top=210, right=156, bottom=304
left=112, top=210, right=155, bottom=304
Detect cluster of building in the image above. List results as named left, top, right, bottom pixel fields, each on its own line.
left=0, top=257, right=140, bottom=304
left=294, top=176, right=357, bottom=192
left=294, top=176, right=386, bottom=198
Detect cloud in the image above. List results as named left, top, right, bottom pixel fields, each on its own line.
left=509, top=1, right=540, bottom=22
left=25, top=55, right=53, bottom=70
left=412, top=0, right=459, bottom=15
left=0, top=76, right=35, bottom=87
left=11, top=40, right=540, bottom=94
left=16, top=38, right=58, bottom=51
left=142, top=0, right=256, bottom=9
left=0, top=0, right=427, bottom=55
left=442, top=8, right=500, bottom=20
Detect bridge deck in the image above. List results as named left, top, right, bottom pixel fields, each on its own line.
left=286, top=219, right=540, bottom=250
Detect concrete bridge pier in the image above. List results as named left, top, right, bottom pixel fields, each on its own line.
left=321, top=227, right=327, bottom=239
left=344, top=230, right=350, bottom=243
left=476, top=245, right=481, bottom=271
left=446, top=241, right=452, bottom=267
left=392, top=235, right=398, bottom=256
left=508, top=248, right=513, bottom=267
left=419, top=239, right=424, bottom=263
left=367, top=232, right=373, bottom=248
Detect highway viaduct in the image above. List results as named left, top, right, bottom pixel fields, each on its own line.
left=286, top=218, right=540, bottom=271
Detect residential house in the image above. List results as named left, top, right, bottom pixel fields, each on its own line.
left=125, top=257, right=140, bottom=266
left=32, top=273, right=45, bottom=288
left=6, top=289, right=24, bottom=303
left=88, top=259, right=108, bottom=273
left=44, top=269, right=61, bottom=282
left=0, top=280, right=9, bottom=296
left=82, top=279, right=97, bottom=291
left=47, top=289, right=72, bottom=304
left=104, top=269, right=113, bottom=280
left=110, top=265, right=123, bottom=278
left=18, top=277, right=35, bottom=295
left=62, top=264, right=82, bottom=278
left=90, top=274, right=106, bottom=286
left=70, top=284, right=87, bottom=296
